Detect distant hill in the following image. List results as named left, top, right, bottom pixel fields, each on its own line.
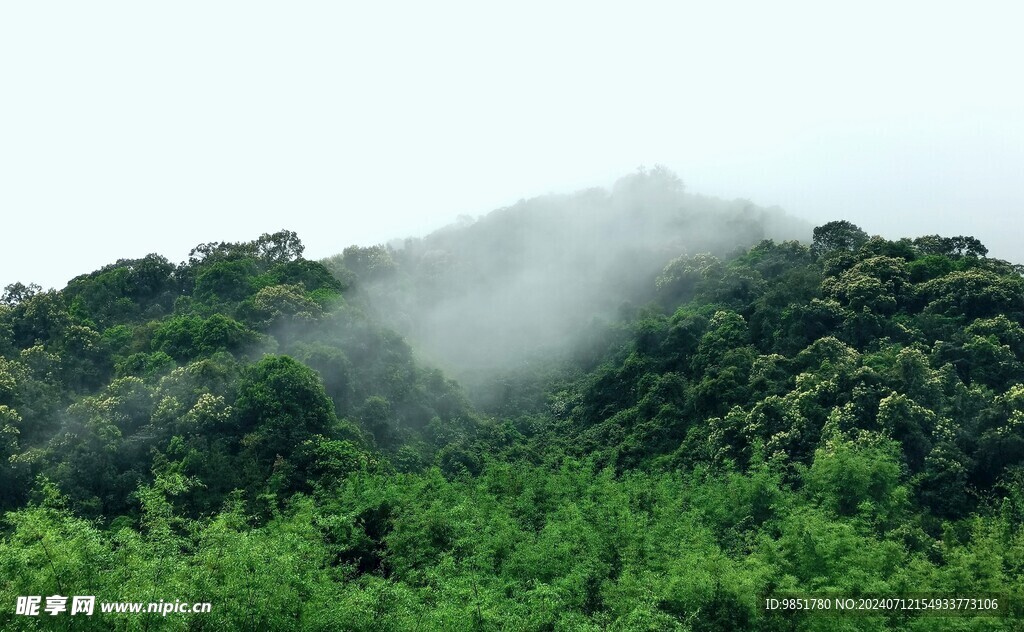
left=327, top=167, right=808, bottom=390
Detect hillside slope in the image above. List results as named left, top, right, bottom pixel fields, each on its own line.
left=1, top=208, right=1023, bottom=629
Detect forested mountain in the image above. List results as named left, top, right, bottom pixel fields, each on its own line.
left=1, top=181, right=1024, bottom=629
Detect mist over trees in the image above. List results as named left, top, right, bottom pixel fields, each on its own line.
left=2, top=172, right=1024, bottom=629
left=328, top=167, right=808, bottom=400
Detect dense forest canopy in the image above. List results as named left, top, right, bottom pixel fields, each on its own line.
left=2, top=176, right=1024, bottom=629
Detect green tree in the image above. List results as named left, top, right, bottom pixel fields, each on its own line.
left=233, top=355, right=342, bottom=485
left=811, top=220, right=869, bottom=257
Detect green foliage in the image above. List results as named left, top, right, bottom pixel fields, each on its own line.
left=811, top=220, right=869, bottom=257
left=234, top=355, right=340, bottom=462
left=152, top=314, right=260, bottom=361
left=805, top=425, right=908, bottom=521
left=194, top=258, right=260, bottom=304
left=63, top=254, right=177, bottom=327
left=3, top=225, right=1024, bottom=629
left=238, top=284, right=324, bottom=329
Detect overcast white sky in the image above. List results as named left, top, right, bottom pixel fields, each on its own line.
left=2, top=1, right=1023, bottom=290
